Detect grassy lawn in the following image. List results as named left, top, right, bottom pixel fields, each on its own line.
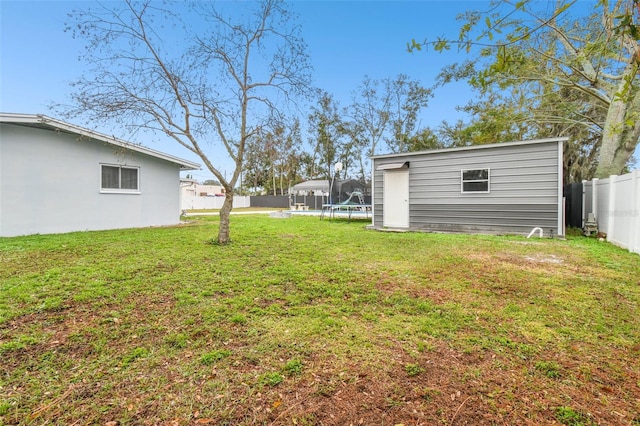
left=1, top=215, right=639, bottom=425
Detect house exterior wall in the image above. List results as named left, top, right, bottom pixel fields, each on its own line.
left=372, top=139, right=563, bottom=236
left=1, top=123, right=182, bottom=237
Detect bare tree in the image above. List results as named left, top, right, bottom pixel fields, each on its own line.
left=346, top=74, right=431, bottom=179
left=348, top=76, right=392, bottom=163
left=64, top=0, right=311, bottom=243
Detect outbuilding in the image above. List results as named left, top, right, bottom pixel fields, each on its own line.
left=0, top=113, right=200, bottom=237
left=370, top=137, right=567, bottom=237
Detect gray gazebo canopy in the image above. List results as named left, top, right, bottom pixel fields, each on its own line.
left=290, top=179, right=329, bottom=195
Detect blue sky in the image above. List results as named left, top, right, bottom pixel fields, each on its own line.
left=0, top=0, right=480, bottom=180
left=2, top=0, right=631, bottom=181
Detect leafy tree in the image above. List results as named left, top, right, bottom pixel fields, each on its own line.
left=346, top=76, right=391, bottom=177
left=243, top=133, right=271, bottom=194
left=406, top=127, right=446, bottom=151
left=296, top=151, right=318, bottom=182
left=276, top=119, right=305, bottom=193
left=308, top=91, right=347, bottom=180
left=435, top=62, right=605, bottom=182
left=252, top=119, right=303, bottom=195
left=63, top=0, right=311, bottom=243
left=386, top=75, right=432, bottom=153
left=410, top=0, right=640, bottom=178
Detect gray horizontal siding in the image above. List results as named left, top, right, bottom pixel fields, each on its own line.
left=373, top=203, right=383, bottom=225
left=411, top=204, right=557, bottom=234
left=373, top=171, right=384, bottom=226
left=408, top=204, right=557, bottom=235
left=371, top=139, right=561, bottom=235
left=405, top=142, right=559, bottom=205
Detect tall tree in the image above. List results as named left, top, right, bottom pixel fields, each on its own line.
left=252, top=119, right=303, bottom=195
left=346, top=74, right=431, bottom=177
left=308, top=91, right=346, bottom=180
left=435, top=57, right=606, bottom=181
left=406, top=127, right=445, bottom=151
left=385, top=75, right=432, bottom=153
left=347, top=76, right=392, bottom=177
left=243, top=133, right=271, bottom=194
left=64, top=0, right=311, bottom=243
left=410, top=0, right=640, bottom=178
left=278, top=119, right=305, bottom=193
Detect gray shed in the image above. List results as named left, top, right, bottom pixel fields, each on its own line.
left=370, top=137, right=567, bottom=237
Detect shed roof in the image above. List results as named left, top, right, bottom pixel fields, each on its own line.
left=0, top=112, right=201, bottom=170
left=371, top=137, right=569, bottom=160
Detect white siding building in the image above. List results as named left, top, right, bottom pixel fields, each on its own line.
left=0, top=113, right=200, bottom=237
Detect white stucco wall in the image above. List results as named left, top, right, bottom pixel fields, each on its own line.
left=0, top=123, right=182, bottom=237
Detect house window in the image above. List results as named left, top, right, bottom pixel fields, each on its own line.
left=101, top=164, right=139, bottom=192
left=461, top=168, right=490, bottom=193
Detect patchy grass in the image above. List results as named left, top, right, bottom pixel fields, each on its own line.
left=1, top=215, right=639, bottom=425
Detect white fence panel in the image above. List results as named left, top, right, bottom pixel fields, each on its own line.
left=584, top=170, right=639, bottom=254
left=181, top=195, right=250, bottom=211
left=595, top=178, right=610, bottom=233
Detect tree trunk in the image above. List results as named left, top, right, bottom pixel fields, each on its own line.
left=596, top=95, right=640, bottom=178
left=271, top=164, right=276, bottom=196
left=218, top=190, right=234, bottom=244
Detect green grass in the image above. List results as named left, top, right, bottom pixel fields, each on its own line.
left=555, top=406, right=597, bottom=425
left=1, top=215, right=639, bottom=424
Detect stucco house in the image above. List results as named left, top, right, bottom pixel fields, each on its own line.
left=0, top=113, right=200, bottom=237
left=370, top=137, right=568, bottom=237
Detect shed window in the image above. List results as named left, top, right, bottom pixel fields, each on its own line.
left=101, top=165, right=139, bottom=192
left=461, top=168, right=489, bottom=193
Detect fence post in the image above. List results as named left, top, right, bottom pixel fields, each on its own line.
left=592, top=178, right=599, bottom=227
left=608, top=175, right=618, bottom=239
left=581, top=179, right=587, bottom=228
left=632, top=170, right=640, bottom=254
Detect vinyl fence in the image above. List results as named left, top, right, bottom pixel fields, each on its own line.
left=181, top=195, right=291, bottom=211
left=582, top=170, right=640, bottom=254
left=181, top=195, right=250, bottom=211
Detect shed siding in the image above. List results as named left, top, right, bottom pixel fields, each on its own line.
left=410, top=204, right=558, bottom=235
left=372, top=140, right=562, bottom=235
left=1, top=123, right=182, bottom=237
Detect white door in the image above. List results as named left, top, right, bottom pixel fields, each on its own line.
left=383, top=170, right=409, bottom=228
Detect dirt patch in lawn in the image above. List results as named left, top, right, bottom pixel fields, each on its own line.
left=206, top=341, right=640, bottom=425
left=4, top=300, right=638, bottom=425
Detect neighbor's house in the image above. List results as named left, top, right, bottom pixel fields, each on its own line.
left=370, top=137, right=568, bottom=237
left=180, top=179, right=225, bottom=199
left=0, top=113, right=200, bottom=237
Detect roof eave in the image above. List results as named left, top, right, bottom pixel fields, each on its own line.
left=0, top=112, right=201, bottom=170
left=371, top=137, right=570, bottom=160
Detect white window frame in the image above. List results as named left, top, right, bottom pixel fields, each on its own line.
left=100, top=164, right=140, bottom=194
left=461, top=168, right=490, bottom=193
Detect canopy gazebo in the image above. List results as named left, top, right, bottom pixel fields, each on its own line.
left=289, top=180, right=329, bottom=210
